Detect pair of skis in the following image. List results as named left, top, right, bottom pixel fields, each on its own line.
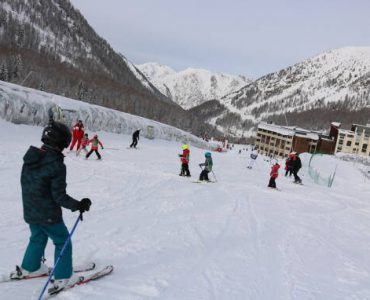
left=47, top=265, right=113, bottom=298
left=1, top=262, right=113, bottom=298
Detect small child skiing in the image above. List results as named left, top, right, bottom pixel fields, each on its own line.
left=86, top=135, right=104, bottom=160
left=76, top=133, right=89, bottom=156
left=10, top=121, right=92, bottom=292
left=199, top=152, right=213, bottom=181
left=247, top=148, right=258, bottom=169
left=268, top=160, right=280, bottom=189
left=179, top=144, right=191, bottom=177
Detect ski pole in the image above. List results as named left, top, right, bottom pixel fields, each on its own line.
left=38, top=213, right=83, bottom=300
left=211, top=170, right=218, bottom=182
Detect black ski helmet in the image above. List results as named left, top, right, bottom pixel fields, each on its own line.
left=41, top=121, right=71, bottom=150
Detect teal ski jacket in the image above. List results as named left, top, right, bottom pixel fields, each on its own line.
left=21, top=145, right=80, bottom=224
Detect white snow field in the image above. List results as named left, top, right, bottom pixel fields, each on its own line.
left=1, top=120, right=370, bottom=300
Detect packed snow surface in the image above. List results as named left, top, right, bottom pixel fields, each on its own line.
left=1, top=120, right=370, bottom=299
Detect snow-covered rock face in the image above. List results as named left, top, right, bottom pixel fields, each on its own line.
left=223, top=47, right=370, bottom=118
left=137, top=63, right=250, bottom=109
left=191, top=47, right=370, bottom=137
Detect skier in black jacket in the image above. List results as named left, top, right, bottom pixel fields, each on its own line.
left=10, top=121, right=92, bottom=292
left=130, top=129, right=141, bottom=148
left=291, top=153, right=302, bottom=183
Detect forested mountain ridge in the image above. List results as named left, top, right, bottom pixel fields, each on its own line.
left=0, top=0, right=217, bottom=135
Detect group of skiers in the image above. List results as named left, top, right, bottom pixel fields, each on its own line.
left=284, top=152, right=302, bottom=183
left=245, top=147, right=303, bottom=189
left=178, top=144, right=214, bottom=182
left=267, top=152, right=302, bottom=189
left=10, top=117, right=302, bottom=295
left=69, top=120, right=104, bottom=160
left=68, top=120, right=142, bottom=160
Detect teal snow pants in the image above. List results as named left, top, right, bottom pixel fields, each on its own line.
left=21, top=222, right=72, bottom=279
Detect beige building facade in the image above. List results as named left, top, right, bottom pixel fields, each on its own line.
left=254, top=122, right=337, bottom=158
left=255, top=123, right=296, bottom=158
left=335, top=124, right=370, bottom=156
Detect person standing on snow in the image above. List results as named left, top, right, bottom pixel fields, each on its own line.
left=10, top=121, right=92, bottom=292
left=285, top=153, right=294, bottom=177
left=130, top=129, right=141, bottom=148
left=268, top=160, right=280, bottom=188
left=76, top=133, right=89, bottom=156
left=179, top=144, right=191, bottom=177
left=69, top=120, right=84, bottom=151
left=199, top=152, right=213, bottom=181
left=247, top=148, right=258, bottom=169
left=291, top=153, right=302, bottom=183
left=86, top=135, right=104, bottom=160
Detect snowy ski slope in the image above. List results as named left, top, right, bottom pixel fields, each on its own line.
left=1, top=120, right=370, bottom=299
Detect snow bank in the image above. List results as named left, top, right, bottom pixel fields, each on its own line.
left=0, top=81, right=216, bottom=150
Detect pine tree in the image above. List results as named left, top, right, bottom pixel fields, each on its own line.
left=77, top=80, right=87, bottom=100
left=39, top=81, right=45, bottom=91
left=0, top=63, right=9, bottom=81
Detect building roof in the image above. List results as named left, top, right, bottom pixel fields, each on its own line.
left=258, top=123, right=294, bottom=136
left=352, top=124, right=370, bottom=135
left=295, top=132, right=319, bottom=141
left=338, top=128, right=354, bottom=135
left=258, top=122, right=319, bottom=140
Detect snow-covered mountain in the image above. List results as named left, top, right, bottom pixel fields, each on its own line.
left=137, top=63, right=250, bottom=109
left=0, top=0, right=220, bottom=136
left=190, top=47, right=370, bottom=137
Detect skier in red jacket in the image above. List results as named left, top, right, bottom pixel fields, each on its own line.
left=268, top=161, right=280, bottom=189
left=69, top=120, right=84, bottom=151
left=179, top=144, right=191, bottom=177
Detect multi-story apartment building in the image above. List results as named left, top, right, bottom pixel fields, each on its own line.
left=335, top=124, right=370, bottom=156
left=255, top=122, right=337, bottom=158
left=255, top=123, right=319, bottom=158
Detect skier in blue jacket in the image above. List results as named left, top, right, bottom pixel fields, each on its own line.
left=10, top=121, right=92, bottom=292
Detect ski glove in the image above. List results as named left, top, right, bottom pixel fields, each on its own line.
left=79, top=198, right=92, bottom=213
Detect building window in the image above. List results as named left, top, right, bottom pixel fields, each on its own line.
left=346, top=141, right=352, bottom=147
left=362, top=144, right=367, bottom=152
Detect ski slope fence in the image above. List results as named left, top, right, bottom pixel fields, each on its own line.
left=0, top=81, right=218, bottom=151
left=308, top=153, right=336, bottom=188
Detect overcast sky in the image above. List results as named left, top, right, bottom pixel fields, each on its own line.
left=70, top=0, right=370, bottom=78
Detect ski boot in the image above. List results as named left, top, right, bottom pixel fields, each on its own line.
left=49, top=275, right=81, bottom=295
left=10, top=263, right=49, bottom=280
